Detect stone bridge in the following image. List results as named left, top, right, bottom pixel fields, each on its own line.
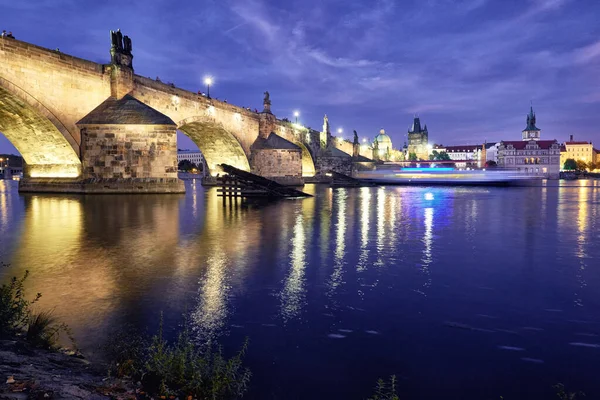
left=0, top=32, right=370, bottom=193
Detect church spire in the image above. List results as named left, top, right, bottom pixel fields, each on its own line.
left=525, top=105, right=538, bottom=131
left=522, top=104, right=541, bottom=141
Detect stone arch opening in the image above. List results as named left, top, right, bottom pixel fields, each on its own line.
left=178, top=118, right=250, bottom=176
left=294, top=141, right=316, bottom=177
left=0, top=79, right=81, bottom=178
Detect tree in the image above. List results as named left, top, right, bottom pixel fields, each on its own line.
left=429, top=150, right=438, bottom=161
left=437, top=152, right=451, bottom=161
left=563, top=158, right=577, bottom=171
left=587, top=161, right=597, bottom=171
left=178, top=159, right=197, bottom=172
left=576, top=160, right=588, bottom=171
left=485, top=160, right=497, bottom=168
left=408, top=152, right=418, bottom=161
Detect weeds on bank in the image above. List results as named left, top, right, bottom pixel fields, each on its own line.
left=26, top=309, right=76, bottom=349
left=366, top=377, right=586, bottom=400
left=554, top=383, right=586, bottom=399
left=0, top=268, right=41, bottom=335
left=367, top=375, right=400, bottom=400
left=106, top=314, right=251, bottom=400
left=0, top=264, right=73, bottom=349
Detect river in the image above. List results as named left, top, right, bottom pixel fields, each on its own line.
left=1, top=179, right=600, bottom=399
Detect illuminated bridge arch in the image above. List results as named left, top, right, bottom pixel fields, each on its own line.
left=294, top=141, right=316, bottom=177
left=178, top=116, right=250, bottom=176
left=0, top=77, right=81, bottom=178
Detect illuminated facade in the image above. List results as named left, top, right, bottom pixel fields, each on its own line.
left=484, top=142, right=500, bottom=164
left=438, top=145, right=484, bottom=168
left=562, top=135, right=594, bottom=165
left=497, top=106, right=561, bottom=178
left=407, top=116, right=429, bottom=159
left=177, top=150, right=205, bottom=167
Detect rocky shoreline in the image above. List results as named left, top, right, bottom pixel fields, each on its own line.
left=0, top=338, right=135, bottom=400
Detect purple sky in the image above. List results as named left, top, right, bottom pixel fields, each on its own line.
left=1, top=0, right=600, bottom=155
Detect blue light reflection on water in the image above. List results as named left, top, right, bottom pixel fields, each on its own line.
left=1, top=180, right=600, bottom=399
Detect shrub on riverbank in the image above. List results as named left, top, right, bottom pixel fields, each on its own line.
left=0, top=265, right=73, bottom=349
left=106, top=315, right=251, bottom=399
left=368, top=375, right=400, bottom=400
left=0, top=268, right=41, bottom=337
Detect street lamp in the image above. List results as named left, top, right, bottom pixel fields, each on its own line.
left=337, top=128, right=343, bottom=134
left=204, top=76, right=213, bottom=98
left=362, top=138, right=367, bottom=143
left=294, top=111, right=299, bottom=123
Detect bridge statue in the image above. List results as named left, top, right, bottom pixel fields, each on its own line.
left=116, top=29, right=123, bottom=50
left=353, top=130, right=358, bottom=145
left=123, top=36, right=132, bottom=55
left=263, top=91, right=271, bottom=113
left=109, top=29, right=133, bottom=68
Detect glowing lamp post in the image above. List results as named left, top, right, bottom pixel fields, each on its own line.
left=294, top=111, right=299, bottom=123
left=204, top=77, right=213, bottom=98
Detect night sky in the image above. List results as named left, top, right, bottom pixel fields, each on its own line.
left=1, top=0, right=599, bottom=155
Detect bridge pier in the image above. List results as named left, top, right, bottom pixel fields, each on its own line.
left=19, top=94, right=184, bottom=194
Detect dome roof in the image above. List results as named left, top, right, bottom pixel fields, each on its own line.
left=374, top=129, right=392, bottom=146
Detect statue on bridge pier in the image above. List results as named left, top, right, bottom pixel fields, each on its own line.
left=110, top=29, right=133, bottom=69
left=262, top=91, right=272, bottom=113
left=123, top=36, right=132, bottom=55
left=353, top=130, right=360, bottom=158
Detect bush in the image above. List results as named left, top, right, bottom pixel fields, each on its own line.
left=106, top=314, right=251, bottom=400
left=104, top=325, right=149, bottom=379
left=0, top=267, right=41, bottom=337
left=26, top=310, right=75, bottom=349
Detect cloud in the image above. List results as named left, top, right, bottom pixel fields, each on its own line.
left=2, top=0, right=600, bottom=154
left=573, top=40, right=600, bottom=65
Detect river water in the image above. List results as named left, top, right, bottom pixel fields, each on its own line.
left=1, top=179, right=600, bottom=399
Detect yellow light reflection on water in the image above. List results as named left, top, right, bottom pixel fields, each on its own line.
left=375, top=187, right=385, bottom=265
left=327, top=189, right=346, bottom=294
left=357, top=187, right=371, bottom=272
left=194, top=253, right=229, bottom=336
left=419, top=207, right=434, bottom=294
left=280, top=214, right=307, bottom=321
left=0, top=181, right=7, bottom=227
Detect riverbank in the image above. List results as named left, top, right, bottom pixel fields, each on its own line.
left=0, top=337, right=135, bottom=400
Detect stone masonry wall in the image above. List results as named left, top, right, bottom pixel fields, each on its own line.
left=81, top=124, right=178, bottom=179
left=333, top=139, right=354, bottom=156
left=0, top=85, right=82, bottom=178
left=0, top=38, right=112, bottom=150
left=250, top=148, right=303, bottom=185
left=132, top=76, right=260, bottom=158
left=316, top=156, right=353, bottom=176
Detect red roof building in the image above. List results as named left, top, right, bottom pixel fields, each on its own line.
left=497, top=107, right=561, bottom=178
